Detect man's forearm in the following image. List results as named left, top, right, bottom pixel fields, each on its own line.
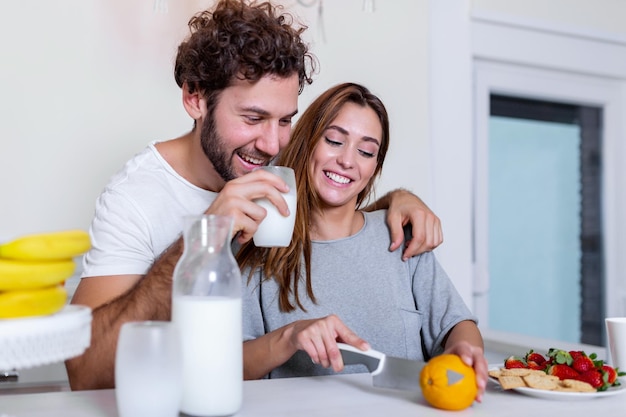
left=363, top=188, right=415, bottom=212
left=66, top=240, right=183, bottom=390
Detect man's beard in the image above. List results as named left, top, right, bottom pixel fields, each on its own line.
left=200, top=114, right=237, bottom=183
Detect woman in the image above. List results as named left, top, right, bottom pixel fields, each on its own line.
left=237, top=83, right=488, bottom=401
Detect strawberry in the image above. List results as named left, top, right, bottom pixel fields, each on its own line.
left=569, top=350, right=584, bottom=360
left=523, top=350, right=547, bottom=370
left=572, top=355, right=595, bottom=373
left=601, top=365, right=618, bottom=385
left=504, top=356, right=526, bottom=369
left=548, top=364, right=579, bottom=380
left=547, top=348, right=573, bottom=366
left=526, top=351, right=547, bottom=365
left=578, top=369, right=604, bottom=389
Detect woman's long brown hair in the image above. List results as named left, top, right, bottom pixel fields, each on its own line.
left=237, top=83, right=390, bottom=312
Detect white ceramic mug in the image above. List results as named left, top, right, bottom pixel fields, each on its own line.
left=253, top=166, right=297, bottom=247
left=605, top=317, right=626, bottom=372
left=115, top=321, right=182, bottom=417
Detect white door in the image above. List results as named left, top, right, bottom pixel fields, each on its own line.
left=488, top=95, right=594, bottom=343
left=429, top=4, right=626, bottom=347
left=473, top=61, right=624, bottom=344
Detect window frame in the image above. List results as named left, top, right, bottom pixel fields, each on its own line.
left=429, top=2, right=626, bottom=345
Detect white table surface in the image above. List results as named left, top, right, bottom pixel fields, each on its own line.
left=2, top=373, right=626, bottom=417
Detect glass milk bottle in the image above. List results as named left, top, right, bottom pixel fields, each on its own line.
left=172, top=214, right=242, bottom=416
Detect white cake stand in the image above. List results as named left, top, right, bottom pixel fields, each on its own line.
left=0, top=305, right=92, bottom=370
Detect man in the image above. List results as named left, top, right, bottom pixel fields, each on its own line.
left=66, top=0, right=442, bottom=390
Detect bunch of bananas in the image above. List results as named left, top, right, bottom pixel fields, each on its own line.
left=0, top=230, right=91, bottom=319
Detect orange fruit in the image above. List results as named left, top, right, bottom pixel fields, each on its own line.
left=419, top=354, right=477, bottom=411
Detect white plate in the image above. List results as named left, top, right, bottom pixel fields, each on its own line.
left=0, top=305, right=92, bottom=369
left=510, top=384, right=626, bottom=401
left=488, top=366, right=626, bottom=401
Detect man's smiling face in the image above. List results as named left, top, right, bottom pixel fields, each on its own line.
left=200, top=74, right=300, bottom=184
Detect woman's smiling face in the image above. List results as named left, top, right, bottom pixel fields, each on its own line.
left=310, top=102, right=383, bottom=208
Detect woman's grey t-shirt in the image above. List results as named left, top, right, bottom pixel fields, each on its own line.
left=242, top=210, right=476, bottom=378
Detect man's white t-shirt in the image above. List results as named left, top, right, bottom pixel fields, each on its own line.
left=82, top=141, right=218, bottom=278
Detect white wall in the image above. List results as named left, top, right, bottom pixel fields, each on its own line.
left=0, top=0, right=429, bottom=243
left=289, top=1, right=431, bottom=204
left=0, top=0, right=203, bottom=240
left=472, top=0, right=626, bottom=36
left=436, top=0, right=626, bottom=311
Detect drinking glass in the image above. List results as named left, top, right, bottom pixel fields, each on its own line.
left=606, top=317, right=626, bottom=374
left=115, top=321, right=181, bottom=417
left=253, top=166, right=297, bottom=247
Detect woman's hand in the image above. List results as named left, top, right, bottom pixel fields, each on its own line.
left=443, top=340, right=489, bottom=402
left=286, top=315, right=369, bottom=372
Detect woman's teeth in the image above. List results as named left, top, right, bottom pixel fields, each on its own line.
left=325, top=171, right=350, bottom=184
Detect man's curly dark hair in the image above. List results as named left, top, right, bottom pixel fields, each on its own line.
left=174, top=0, right=315, bottom=101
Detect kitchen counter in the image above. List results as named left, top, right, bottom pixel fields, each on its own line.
left=2, top=372, right=625, bottom=417
left=2, top=326, right=609, bottom=396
